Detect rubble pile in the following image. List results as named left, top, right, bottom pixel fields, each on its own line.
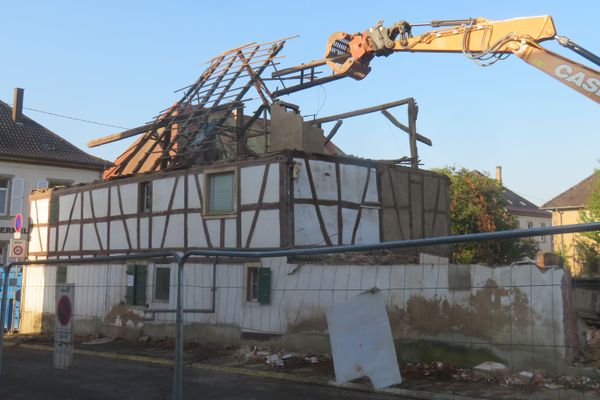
left=401, top=360, right=600, bottom=390
left=234, top=345, right=331, bottom=369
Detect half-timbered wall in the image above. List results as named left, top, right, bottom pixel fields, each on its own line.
left=292, top=157, right=380, bottom=246
left=29, top=157, right=283, bottom=257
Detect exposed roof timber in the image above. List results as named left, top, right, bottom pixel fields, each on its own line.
left=87, top=123, right=152, bottom=148
left=310, top=98, right=432, bottom=147
left=312, top=98, right=411, bottom=124
left=381, top=109, right=432, bottom=146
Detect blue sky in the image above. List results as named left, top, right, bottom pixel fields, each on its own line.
left=1, top=1, right=598, bottom=205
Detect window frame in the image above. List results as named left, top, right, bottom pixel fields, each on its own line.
left=246, top=264, right=260, bottom=302
left=203, top=167, right=237, bottom=217
left=0, top=175, right=12, bottom=216
left=138, top=181, right=152, bottom=213
left=245, top=263, right=271, bottom=305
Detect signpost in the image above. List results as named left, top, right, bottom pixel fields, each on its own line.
left=9, top=239, right=26, bottom=259
left=13, top=213, right=22, bottom=240
left=54, top=284, right=74, bottom=370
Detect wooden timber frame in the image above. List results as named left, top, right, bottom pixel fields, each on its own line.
left=28, top=150, right=450, bottom=259
left=100, top=38, right=291, bottom=179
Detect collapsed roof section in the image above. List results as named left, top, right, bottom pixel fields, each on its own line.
left=99, top=38, right=289, bottom=179
left=91, top=38, right=431, bottom=179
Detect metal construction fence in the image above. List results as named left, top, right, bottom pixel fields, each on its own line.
left=1, top=222, right=600, bottom=400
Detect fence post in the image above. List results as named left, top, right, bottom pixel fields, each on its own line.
left=173, top=255, right=185, bottom=400
left=0, top=264, right=13, bottom=375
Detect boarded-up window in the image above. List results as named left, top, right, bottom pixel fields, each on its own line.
left=154, top=266, right=170, bottom=301
left=127, top=265, right=147, bottom=306
left=56, top=266, right=67, bottom=284
left=207, top=172, right=234, bottom=214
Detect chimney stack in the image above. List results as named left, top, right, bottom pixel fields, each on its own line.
left=12, top=88, right=24, bottom=123
left=495, top=165, right=502, bottom=185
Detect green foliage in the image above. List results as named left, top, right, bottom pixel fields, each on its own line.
left=576, top=170, right=600, bottom=275
left=433, top=166, right=538, bottom=265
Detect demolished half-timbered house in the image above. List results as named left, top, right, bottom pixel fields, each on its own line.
left=19, top=39, right=577, bottom=370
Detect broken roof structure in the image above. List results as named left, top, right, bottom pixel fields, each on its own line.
left=89, top=38, right=431, bottom=179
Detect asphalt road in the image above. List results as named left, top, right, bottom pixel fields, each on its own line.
left=0, top=347, right=405, bottom=400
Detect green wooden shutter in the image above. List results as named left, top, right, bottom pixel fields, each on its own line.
left=126, top=265, right=135, bottom=305
left=257, top=267, right=271, bottom=305
left=134, top=265, right=147, bottom=306
left=56, top=266, right=67, bottom=284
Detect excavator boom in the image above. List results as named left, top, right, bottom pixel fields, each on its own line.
left=322, top=15, right=600, bottom=103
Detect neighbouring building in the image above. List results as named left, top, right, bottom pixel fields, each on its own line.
left=495, top=166, right=553, bottom=255
left=19, top=40, right=579, bottom=371
left=0, top=88, right=109, bottom=260
left=542, top=172, right=599, bottom=275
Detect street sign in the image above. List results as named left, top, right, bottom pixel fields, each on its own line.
left=14, top=213, right=23, bottom=233
left=9, top=239, right=26, bottom=258
left=54, top=284, right=74, bottom=370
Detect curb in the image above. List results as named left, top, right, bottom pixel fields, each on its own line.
left=12, top=343, right=482, bottom=400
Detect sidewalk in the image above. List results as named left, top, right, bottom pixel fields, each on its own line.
left=4, top=334, right=600, bottom=400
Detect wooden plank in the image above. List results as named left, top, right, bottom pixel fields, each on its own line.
left=88, top=190, right=105, bottom=251
left=304, top=158, right=332, bottom=246
left=194, top=174, right=213, bottom=248
left=87, top=123, right=153, bottom=148
left=313, top=98, right=411, bottom=125
left=160, top=176, right=180, bottom=249
left=117, top=185, right=133, bottom=251
left=351, top=167, right=371, bottom=244
left=380, top=109, right=432, bottom=146
left=245, top=164, right=270, bottom=247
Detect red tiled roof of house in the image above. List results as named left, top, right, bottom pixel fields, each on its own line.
left=542, top=173, right=599, bottom=210
left=0, top=100, right=110, bottom=169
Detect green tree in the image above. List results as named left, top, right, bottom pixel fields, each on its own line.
left=575, top=170, right=600, bottom=275
left=434, top=166, right=538, bottom=265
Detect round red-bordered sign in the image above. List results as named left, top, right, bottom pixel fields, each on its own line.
left=14, top=213, right=23, bottom=233
left=57, top=295, right=72, bottom=326
left=13, top=245, right=24, bottom=256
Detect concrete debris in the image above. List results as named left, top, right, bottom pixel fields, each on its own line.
left=82, top=337, right=114, bottom=345
left=473, top=361, right=508, bottom=374
left=305, top=356, right=319, bottom=364
left=518, top=371, right=534, bottom=380
left=266, top=354, right=284, bottom=367
left=138, top=335, right=151, bottom=344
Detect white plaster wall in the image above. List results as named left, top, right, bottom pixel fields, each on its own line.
left=21, top=259, right=567, bottom=357
left=293, top=158, right=380, bottom=246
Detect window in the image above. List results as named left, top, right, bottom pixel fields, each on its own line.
left=540, top=222, right=547, bottom=243
left=9, top=177, right=24, bottom=216
left=527, top=221, right=533, bottom=229
left=56, top=266, right=67, bottom=284
left=246, top=264, right=271, bottom=305
left=206, top=171, right=235, bottom=215
left=0, top=179, right=8, bottom=215
left=138, top=182, right=152, bottom=212
left=126, top=264, right=148, bottom=306
left=154, top=266, right=170, bottom=301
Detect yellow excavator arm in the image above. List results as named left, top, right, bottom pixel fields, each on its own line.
left=324, top=16, right=600, bottom=103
